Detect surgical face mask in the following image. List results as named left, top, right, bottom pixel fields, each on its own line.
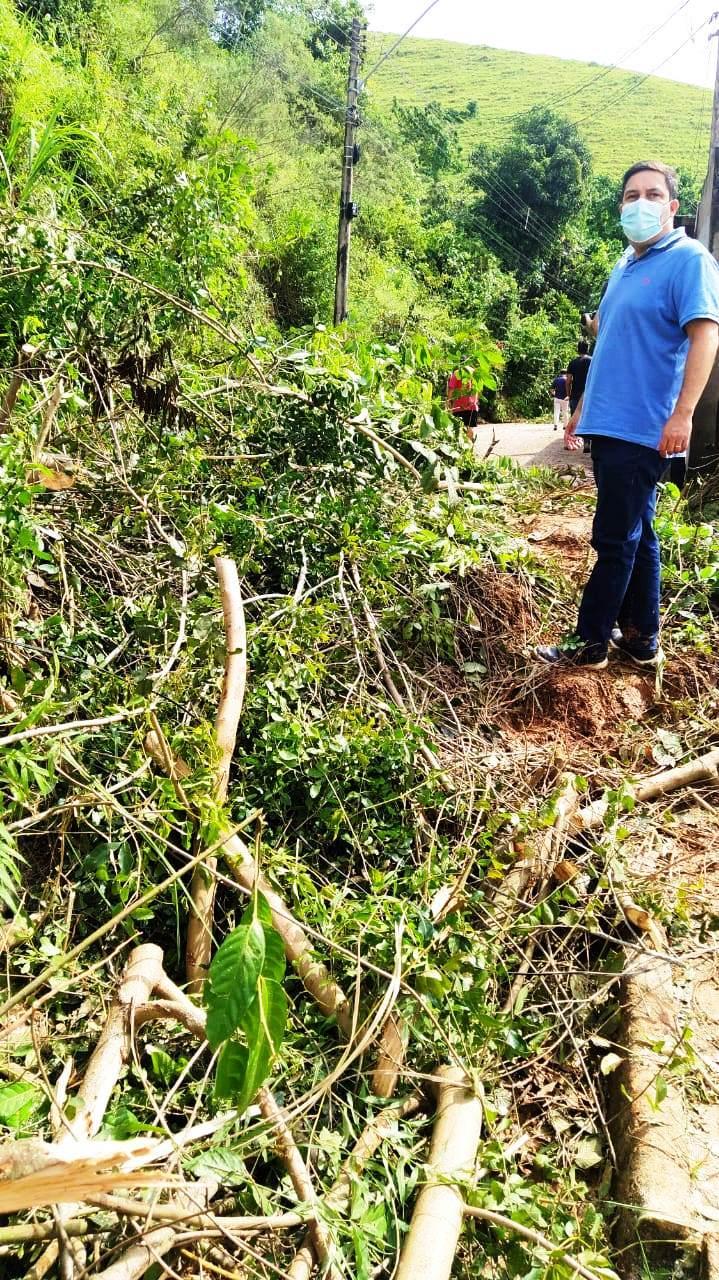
left=620, top=197, right=669, bottom=243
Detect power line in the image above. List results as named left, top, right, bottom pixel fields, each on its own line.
left=471, top=218, right=587, bottom=308
left=573, top=15, right=715, bottom=126
left=538, top=0, right=693, bottom=114
left=362, top=0, right=441, bottom=83
left=474, top=168, right=569, bottom=255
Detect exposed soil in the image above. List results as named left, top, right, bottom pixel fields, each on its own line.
left=506, top=666, right=655, bottom=750
left=449, top=563, right=539, bottom=677
left=525, top=511, right=594, bottom=578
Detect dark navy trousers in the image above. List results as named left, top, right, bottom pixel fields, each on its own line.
left=577, top=435, right=665, bottom=649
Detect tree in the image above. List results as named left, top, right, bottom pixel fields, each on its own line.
left=214, top=0, right=271, bottom=48
left=467, top=107, right=592, bottom=270
left=392, top=101, right=475, bottom=183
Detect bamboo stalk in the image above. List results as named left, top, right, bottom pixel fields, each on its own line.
left=395, top=1067, right=483, bottom=1280
left=186, top=556, right=247, bottom=992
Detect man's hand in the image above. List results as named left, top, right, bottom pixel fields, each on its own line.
left=658, top=406, right=692, bottom=457
left=564, top=404, right=581, bottom=451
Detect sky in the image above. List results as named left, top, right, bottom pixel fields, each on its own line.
left=365, top=0, right=718, bottom=89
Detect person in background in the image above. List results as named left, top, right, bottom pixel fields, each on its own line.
left=551, top=369, right=569, bottom=431
left=447, top=370, right=479, bottom=441
left=566, top=340, right=592, bottom=452
left=536, top=159, right=719, bottom=671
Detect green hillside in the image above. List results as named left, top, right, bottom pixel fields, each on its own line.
left=367, top=35, right=711, bottom=180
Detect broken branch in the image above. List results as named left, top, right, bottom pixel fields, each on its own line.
left=145, top=729, right=353, bottom=1036
left=186, top=555, right=247, bottom=992
left=395, top=1066, right=483, bottom=1280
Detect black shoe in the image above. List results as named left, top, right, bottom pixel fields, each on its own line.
left=534, top=638, right=608, bottom=669
left=609, top=629, right=663, bottom=669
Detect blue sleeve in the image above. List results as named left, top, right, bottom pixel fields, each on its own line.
left=673, top=247, right=719, bottom=330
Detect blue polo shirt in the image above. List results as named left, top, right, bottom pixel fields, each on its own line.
left=579, top=228, right=719, bottom=449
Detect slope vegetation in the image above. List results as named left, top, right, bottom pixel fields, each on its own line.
left=367, top=34, right=711, bottom=177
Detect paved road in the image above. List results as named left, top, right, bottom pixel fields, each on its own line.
left=473, top=420, right=592, bottom=471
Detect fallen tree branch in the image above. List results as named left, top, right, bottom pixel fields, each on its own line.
left=61, top=945, right=165, bottom=1143
left=370, top=1011, right=408, bottom=1099
left=27, top=946, right=166, bottom=1277
left=87, top=1193, right=305, bottom=1233
left=461, top=1203, right=613, bottom=1280
left=575, top=747, right=719, bottom=832
left=0, top=342, right=36, bottom=430
left=145, top=729, right=353, bottom=1037
left=187, top=555, right=247, bottom=992
left=0, top=706, right=145, bottom=751
left=0, top=1219, right=95, bottom=1246
left=347, top=417, right=422, bottom=482
left=0, top=1138, right=169, bottom=1215
left=395, top=1066, right=483, bottom=1280
left=287, top=1090, right=424, bottom=1280
left=92, top=1224, right=178, bottom=1280
left=258, top=1086, right=337, bottom=1279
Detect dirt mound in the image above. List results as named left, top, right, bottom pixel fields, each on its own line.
left=525, top=512, right=593, bottom=578
left=507, top=667, right=654, bottom=749
left=450, top=565, right=538, bottom=677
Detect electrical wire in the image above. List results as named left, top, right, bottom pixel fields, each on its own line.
left=536, top=0, right=694, bottom=115
left=362, top=0, right=441, bottom=82
left=688, top=30, right=716, bottom=185
left=469, top=217, right=588, bottom=308
left=473, top=168, right=568, bottom=256
left=573, top=14, right=715, bottom=127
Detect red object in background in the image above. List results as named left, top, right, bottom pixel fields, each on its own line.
left=447, top=371, right=478, bottom=414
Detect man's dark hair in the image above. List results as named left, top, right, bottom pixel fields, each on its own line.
left=578, top=340, right=589, bottom=354
left=621, top=160, right=678, bottom=202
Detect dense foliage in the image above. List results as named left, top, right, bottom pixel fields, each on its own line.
left=0, top=0, right=703, bottom=419
left=1, top=7, right=719, bottom=1280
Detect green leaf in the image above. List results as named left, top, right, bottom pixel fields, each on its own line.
left=215, top=1041, right=249, bottom=1101
left=0, top=1081, right=43, bottom=1130
left=235, top=979, right=288, bottom=1113
left=653, top=1074, right=668, bottom=1108
left=205, top=907, right=266, bottom=1049
left=256, top=895, right=286, bottom=983
left=187, top=1146, right=248, bottom=1185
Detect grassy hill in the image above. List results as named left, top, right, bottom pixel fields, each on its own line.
left=367, top=35, right=711, bottom=180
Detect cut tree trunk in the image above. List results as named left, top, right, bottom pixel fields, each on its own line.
left=395, top=1066, right=483, bottom=1280
left=186, top=555, right=247, bottom=992
left=574, top=748, right=719, bottom=832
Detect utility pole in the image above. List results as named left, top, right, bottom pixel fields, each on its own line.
left=706, top=20, right=719, bottom=256
left=691, top=14, right=719, bottom=469
left=334, top=17, right=362, bottom=325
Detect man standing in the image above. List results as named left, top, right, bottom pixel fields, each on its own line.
left=566, top=339, right=593, bottom=453
left=550, top=368, right=569, bottom=431
left=536, top=160, right=719, bottom=670
left=566, top=340, right=592, bottom=417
